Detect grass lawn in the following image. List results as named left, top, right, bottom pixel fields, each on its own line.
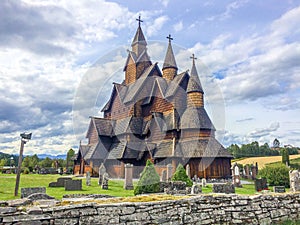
left=0, top=174, right=134, bottom=200
left=0, top=174, right=289, bottom=201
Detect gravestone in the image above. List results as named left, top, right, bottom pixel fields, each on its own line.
left=27, top=193, right=55, bottom=200
left=86, top=171, right=91, bottom=186
left=161, top=170, right=167, bottom=182
left=191, top=184, right=202, bottom=194
left=289, top=170, right=300, bottom=192
left=124, top=164, right=133, bottom=190
left=201, top=178, right=207, bottom=187
left=232, top=162, right=242, bottom=187
left=98, top=163, right=107, bottom=186
left=186, top=164, right=191, bottom=178
left=273, top=186, right=285, bottom=193
left=21, top=187, right=46, bottom=198
left=255, top=178, right=268, bottom=192
left=251, top=163, right=258, bottom=180
left=212, top=183, right=235, bottom=194
left=244, top=165, right=250, bottom=179
left=65, top=180, right=82, bottom=191
left=102, top=172, right=109, bottom=190
left=164, top=181, right=187, bottom=195
left=49, top=177, right=72, bottom=187
left=166, top=164, right=173, bottom=181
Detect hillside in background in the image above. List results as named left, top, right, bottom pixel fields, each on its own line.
left=234, top=154, right=300, bottom=169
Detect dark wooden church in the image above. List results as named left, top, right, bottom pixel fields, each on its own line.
left=74, top=17, right=232, bottom=179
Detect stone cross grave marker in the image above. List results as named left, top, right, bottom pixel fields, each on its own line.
left=232, top=162, right=242, bottom=187
left=244, top=165, right=250, bottom=179
left=124, top=164, right=133, bottom=190
left=186, top=164, right=191, bottom=178
left=289, top=170, right=300, bottom=192
left=251, top=163, right=258, bottom=180
left=102, top=172, right=109, bottom=190
left=98, top=163, right=106, bottom=186
left=191, top=184, right=202, bottom=194
left=161, top=170, right=167, bottom=182
left=86, top=171, right=91, bottom=186
left=167, top=164, right=173, bottom=181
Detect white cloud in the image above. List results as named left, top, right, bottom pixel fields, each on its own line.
left=159, top=0, right=170, bottom=7
left=146, top=15, right=169, bottom=37
left=173, top=21, right=183, bottom=32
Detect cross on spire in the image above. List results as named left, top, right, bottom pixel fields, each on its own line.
left=190, top=53, right=197, bottom=61
left=136, top=15, right=143, bottom=27
left=166, top=34, right=173, bottom=43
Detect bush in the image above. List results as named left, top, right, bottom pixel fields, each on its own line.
left=258, top=164, right=290, bottom=187
left=134, top=160, right=160, bottom=195
left=23, top=167, right=30, bottom=174
left=171, top=164, right=193, bottom=187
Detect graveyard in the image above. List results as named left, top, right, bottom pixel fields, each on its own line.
left=1, top=155, right=300, bottom=224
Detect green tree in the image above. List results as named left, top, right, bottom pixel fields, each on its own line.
left=0, top=158, right=7, bottom=167
left=227, top=144, right=240, bottom=158
left=39, top=157, right=53, bottom=168
left=259, top=164, right=290, bottom=187
left=22, top=156, right=31, bottom=170
left=171, top=164, right=193, bottom=187
left=66, top=148, right=75, bottom=170
left=134, top=160, right=160, bottom=195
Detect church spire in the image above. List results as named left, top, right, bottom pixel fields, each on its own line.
left=162, top=34, right=178, bottom=81
left=131, top=15, right=147, bottom=57
left=187, top=54, right=203, bottom=93
left=187, top=54, right=204, bottom=107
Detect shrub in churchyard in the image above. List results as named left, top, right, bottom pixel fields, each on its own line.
left=258, top=164, right=290, bottom=187
left=172, top=164, right=193, bottom=187
left=134, top=159, right=160, bottom=195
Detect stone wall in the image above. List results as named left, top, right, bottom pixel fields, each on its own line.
left=1, top=193, right=300, bottom=224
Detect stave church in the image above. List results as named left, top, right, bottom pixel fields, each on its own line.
left=74, top=17, right=232, bottom=179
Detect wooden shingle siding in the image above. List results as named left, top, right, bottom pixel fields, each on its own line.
left=187, top=92, right=204, bottom=107
left=162, top=68, right=176, bottom=81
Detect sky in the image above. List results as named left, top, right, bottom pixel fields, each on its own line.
left=0, top=0, right=300, bottom=155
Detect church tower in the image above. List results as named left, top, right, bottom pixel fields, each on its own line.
left=162, top=34, right=178, bottom=81
left=186, top=54, right=204, bottom=107
left=124, top=16, right=151, bottom=85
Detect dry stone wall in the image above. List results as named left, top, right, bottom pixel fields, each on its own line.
left=1, top=193, right=300, bottom=224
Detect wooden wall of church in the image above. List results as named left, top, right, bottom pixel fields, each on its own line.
left=188, top=158, right=231, bottom=179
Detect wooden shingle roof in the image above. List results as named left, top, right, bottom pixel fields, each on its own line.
left=178, top=138, right=232, bottom=158
left=180, top=107, right=215, bottom=130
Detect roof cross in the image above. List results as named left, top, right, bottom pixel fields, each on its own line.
left=136, top=15, right=143, bottom=27
left=190, top=53, right=197, bottom=61
left=166, top=34, right=173, bottom=43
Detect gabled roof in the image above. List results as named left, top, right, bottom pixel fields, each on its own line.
left=187, top=58, right=204, bottom=93
left=165, top=71, right=189, bottom=98
left=163, top=40, right=177, bottom=70
left=101, top=83, right=127, bottom=112
left=92, top=117, right=114, bottom=137
left=123, top=63, right=161, bottom=104
left=180, top=107, right=215, bottom=130
left=107, top=141, right=150, bottom=160
left=123, top=51, right=137, bottom=71
left=79, top=145, right=90, bottom=159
